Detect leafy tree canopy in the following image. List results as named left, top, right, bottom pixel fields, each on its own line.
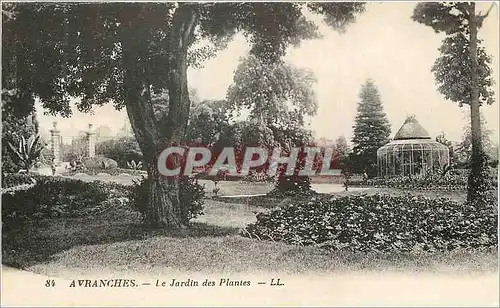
left=227, top=55, right=317, bottom=129
left=413, top=2, right=495, bottom=108
left=432, top=33, right=495, bottom=107
left=186, top=99, right=232, bottom=146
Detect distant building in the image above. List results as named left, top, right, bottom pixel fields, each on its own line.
left=117, top=120, right=134, bottom=137
left=377, top=115, right=450, bottom=177
left=95, top=125, right=113, bottom=141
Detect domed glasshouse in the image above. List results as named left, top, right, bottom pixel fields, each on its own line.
left=377, top=115, right=450, bottom=178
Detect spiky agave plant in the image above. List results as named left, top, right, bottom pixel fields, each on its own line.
left=6, top=134, right=45, bottom=172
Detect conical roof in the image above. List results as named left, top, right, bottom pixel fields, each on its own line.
left=393, top=115, right=430, bottom=140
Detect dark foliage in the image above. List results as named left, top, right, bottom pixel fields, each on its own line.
left=82, top=156, right=119, bottom=170
left=268, top=176, right=316, bottom=198
left=349, top=170, right=497, bottom=192
left=95, top=137, right=143, bottom=168
left=351, top=79, right=391, bottom=177
left=243, top=194, right=498, bottom=253
left=3, top=2, right=365, bottom=228
left=467, top=150, right=495, bottom=206
left=2, top=174, right=115, bottom=229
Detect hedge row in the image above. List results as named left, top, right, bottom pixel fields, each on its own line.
left=349, top=173, right=497, bottom=191
left=2, top=174, right=130, bottom=228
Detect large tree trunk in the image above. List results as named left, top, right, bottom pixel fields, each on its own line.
left=467, top=3, right=487, bottom=204
left=468, top=3, right=482, bottom=157
left=164, top=5, right=198, bottom=143
left=145, top=158, right=184, bottom=229
left=119, top=5, right=198, bottom=229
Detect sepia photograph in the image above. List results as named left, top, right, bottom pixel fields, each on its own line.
left=1, top=1, right=499, bottom=306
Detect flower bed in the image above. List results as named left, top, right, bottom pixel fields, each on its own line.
left=242, top=194, right=498, bottom=253
left=2, top=174, right=130, bottom=228
left=348, top=173, right=487, bottom=191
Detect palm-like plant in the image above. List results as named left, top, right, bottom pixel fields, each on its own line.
left=6, top=134, right=45, bottom=172
left=127, top=160, right=143, bottom=172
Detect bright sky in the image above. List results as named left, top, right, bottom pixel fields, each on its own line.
left=36, top=2, right=499, bottom=145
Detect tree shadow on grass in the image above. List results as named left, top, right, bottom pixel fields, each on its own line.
left=138, top=222, right=242, bottom=238
left=2, top=209, right=242, bottom=270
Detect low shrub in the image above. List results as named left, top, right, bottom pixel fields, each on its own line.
left=242, top=194, right=498, bottom=253
left=267, top=176, right=317, bottom=198
left=129, top=176, right=205, bottom=225
left=2, top=174, right=114, bottom=227
left=350, top=170, right=497, bottom=191
left=350, top=173, right=464, bottom=190
left=467, top=152, right=496, bottom=206
left=95, top=136, right=143, bottom=168
left=2, top=173, right=36, bottom=189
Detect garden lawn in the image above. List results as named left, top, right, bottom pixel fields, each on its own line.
left=199, top=180, right=274, bottom=196
left=2, top=194, right=497, bottom=279
left=63, top=175, right=275, bottom=196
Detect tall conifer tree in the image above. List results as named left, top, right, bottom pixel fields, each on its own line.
left=351, top=79, right=391, bottom=177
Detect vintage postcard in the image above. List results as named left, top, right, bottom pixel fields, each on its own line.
left=1, top=1, right=499, bottom=306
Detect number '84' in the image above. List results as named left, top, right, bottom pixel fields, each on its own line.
left=45, top=279, right=55, bottom=287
